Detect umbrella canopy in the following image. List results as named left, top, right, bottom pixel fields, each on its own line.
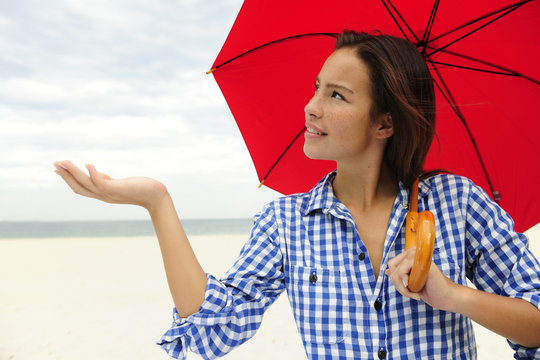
left=209, top=0, right=540, bottom=232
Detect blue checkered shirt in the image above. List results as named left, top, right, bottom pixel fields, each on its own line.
left=158, top=172, right=540, bottom=359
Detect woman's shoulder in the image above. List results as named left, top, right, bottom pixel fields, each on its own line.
left=261, top=191, right=313, bottom=216
left=424, top=172, right=493, bottom=204
left=259, top=172, right=335, bottom=216
left=425, top=172, right=475, bottom=190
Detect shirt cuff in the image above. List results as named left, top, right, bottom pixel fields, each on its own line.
left=508, top=340, right=540, bottom=359
left=157, top=274, right=232, bottom=358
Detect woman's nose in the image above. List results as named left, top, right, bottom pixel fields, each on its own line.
left=304, top=94, right=322, bottom=119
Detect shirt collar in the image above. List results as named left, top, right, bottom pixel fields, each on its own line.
left=303, top=171, right=434, bottom=216
left=303, top=171, right=339, bottom=216
left=399, top=176, right=434, bottom=211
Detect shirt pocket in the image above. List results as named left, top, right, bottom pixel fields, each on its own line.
left=432, top=249, right=463, bottom=284
left=286, top=265, right=345, bottom=344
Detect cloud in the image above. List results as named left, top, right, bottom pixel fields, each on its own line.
left=0, top=0, right=281, bottom=221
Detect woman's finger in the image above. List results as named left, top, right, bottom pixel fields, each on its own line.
left=387, top=255, right=412, bottom=290
left=54, top=166, right=101, bottom=200
left=387, top=246, right=417, bottom=276
left=387, top=247, right=412, bottom=272
left=386, top=249, right=421, bottom=300
left=55, top=160, right=98, bottom=193
left=86, top=164, right=107, bottom=189
left=85, top=164, right=119, bottom=203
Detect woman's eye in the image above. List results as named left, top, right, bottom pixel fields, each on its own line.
left=332, top=91, right=344, bottom=100
left=314, top=83, right=320, bottom=92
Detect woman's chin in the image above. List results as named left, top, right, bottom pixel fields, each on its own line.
left=303, top=145, right=331, bottom=161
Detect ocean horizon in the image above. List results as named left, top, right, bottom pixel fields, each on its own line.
left=0, top=218, right=254, bottom=239
left=2, top=218, right=538, bottom=240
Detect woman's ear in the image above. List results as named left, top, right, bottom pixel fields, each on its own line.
left=375, top=113, right=393, bottom=139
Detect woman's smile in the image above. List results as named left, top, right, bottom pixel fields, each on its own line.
left=304, top=124, right=328, bottom=138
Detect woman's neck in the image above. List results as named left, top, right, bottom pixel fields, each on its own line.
left=332, top=162, right=397, bottom=212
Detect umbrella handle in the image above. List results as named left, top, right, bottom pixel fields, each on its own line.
left=404, top=179, right=436, bottom=293
left=405, top=210, right=436, bottom=292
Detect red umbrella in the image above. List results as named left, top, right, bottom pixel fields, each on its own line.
left=208, top=0, right=540, bottom=232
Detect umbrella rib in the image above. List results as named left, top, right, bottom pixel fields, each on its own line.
left=208, top=33, right=337, bottom=73
left=260, top=127, right=306, bottom=186
left=427, top=1, right=529, bottom=56
left=422, top=0, right=440, bottom=45
left=430, top=66, right=499, bottom=202
left=430, top=0, right=531, bottom=43
left=380, top=0, right=418, bottom=42
left=427, top=60, right=520, bottom=77
left=431, top=47, right=540, bottom=86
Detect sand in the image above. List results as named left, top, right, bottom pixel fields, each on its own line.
left=1, top=227, right=539, bottom=359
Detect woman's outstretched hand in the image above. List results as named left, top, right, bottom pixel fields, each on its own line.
left=54, top=160, right=209, bottom=316
left=53, top=160, right=168, bottom=211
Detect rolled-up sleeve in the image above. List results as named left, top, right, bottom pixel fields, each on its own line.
left=158, top=204, right=286, bottom=359
left=465, top=181, right=540, bottom=358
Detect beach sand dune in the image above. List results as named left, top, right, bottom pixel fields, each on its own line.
left=1, top=228, right=539, bottom=359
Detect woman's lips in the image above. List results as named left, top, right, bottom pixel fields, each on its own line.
left=305, top=124, right=327, bottom=136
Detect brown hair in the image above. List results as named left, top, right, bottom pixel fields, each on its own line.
left=335, top=30, right=436, bottom=188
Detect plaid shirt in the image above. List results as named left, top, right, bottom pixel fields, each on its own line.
left=158, top=172, right=540, bottom=359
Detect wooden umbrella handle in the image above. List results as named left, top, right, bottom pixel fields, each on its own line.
left=404, top=179, right=436, bottom=293
left=406, top=211, right=436, bottom=292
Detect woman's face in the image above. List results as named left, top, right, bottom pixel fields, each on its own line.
left=303, top=47, right=390, bottom=165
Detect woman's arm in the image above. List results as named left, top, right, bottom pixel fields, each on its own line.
left=451, top=282, right=540, bottom=348
left=54, top=161, right=207, bottom=317
left=386, top=248, right=540, bottom=348
left=148, top=193, right=208, bottom=317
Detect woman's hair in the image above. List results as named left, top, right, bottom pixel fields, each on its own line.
left=335, top=30, right=436, bottom=188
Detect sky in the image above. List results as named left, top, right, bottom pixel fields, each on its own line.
left=0, top=0, right=282, bottom=221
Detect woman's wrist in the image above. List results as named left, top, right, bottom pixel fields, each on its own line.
left=144, top=181, right=171, bottom=214
left=445, top=282, right=472, bottom=314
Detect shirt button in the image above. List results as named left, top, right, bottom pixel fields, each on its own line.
left=374, top=299, right=382, bottom=311
left=309, top=273, right=318, bottom=283
left=358, top=252, right=366, bottom=260
left=378, top=349, right=387, bottom=359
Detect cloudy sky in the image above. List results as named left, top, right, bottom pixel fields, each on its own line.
left=0, top=0, right=282, bottom=221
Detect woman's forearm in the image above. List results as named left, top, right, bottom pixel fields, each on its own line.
left=53, top=161, right=208, bottom=317
left=451, top=284, right=540, bottom=348
left=148, top=190, right=208, bottom=318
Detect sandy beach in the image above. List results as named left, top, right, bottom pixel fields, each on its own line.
left=1, top=228, right=539, bottom=360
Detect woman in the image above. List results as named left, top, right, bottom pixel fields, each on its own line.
left=54, top=31, right=540, bottom=359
